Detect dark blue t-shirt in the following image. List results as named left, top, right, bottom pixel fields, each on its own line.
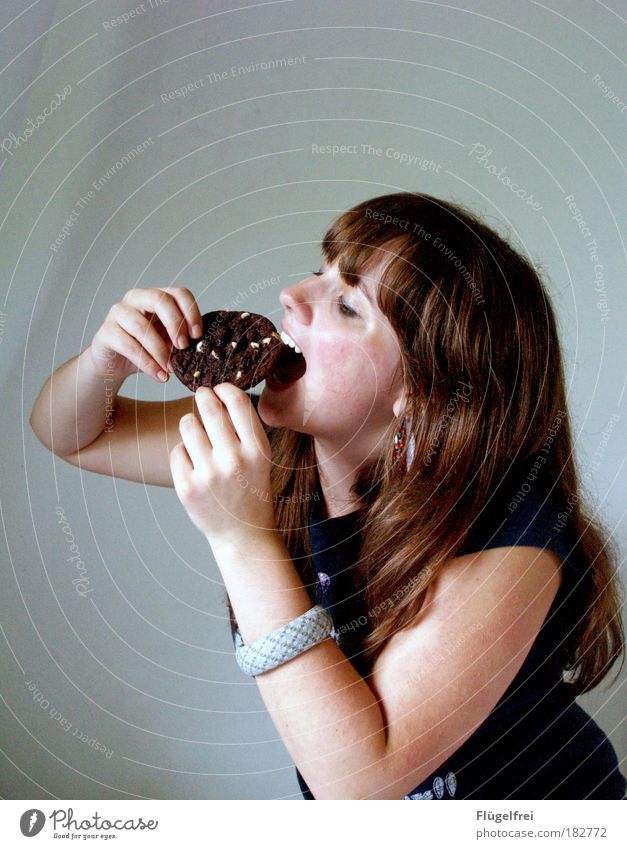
left=299, top=463, right=626, bottom=800
left=245, top=396, right=625, bottom=800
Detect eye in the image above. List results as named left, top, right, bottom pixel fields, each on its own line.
left=336, top=295, right=358, bottom=317
left=311, top=270, right=358, bottom=316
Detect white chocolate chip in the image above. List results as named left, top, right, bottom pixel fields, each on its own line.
left=230, top=341, right=237, bottom=348
left=262, top=337, right=271, bottom=344
left=195, top=341, right=205, bottom=352
left=249, top=341, right=260, bottom=348
left=210, top=350, right=219, bottom=359
left=240, top=312, right=250, bottom=318
left=193, top=370, right=201, bottom=378
left=236, top=370, right=242, bottom=379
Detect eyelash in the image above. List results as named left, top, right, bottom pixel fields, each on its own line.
left=311, top=270, right=358, bottom=318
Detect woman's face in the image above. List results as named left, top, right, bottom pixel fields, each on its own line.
left=258, top=257, right=405, bottom=452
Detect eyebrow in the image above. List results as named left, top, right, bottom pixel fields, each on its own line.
left=353, top=278, right=374, bottom=305
left=324, top=262, right=374, bottom=305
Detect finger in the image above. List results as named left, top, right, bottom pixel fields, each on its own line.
left=212, top=383, right=268, bottom=455
left=123, top=287, right=202, bottom=349
left=154, top=286, right=204, bottom=340
left=178, top=413, right=213, bottom=469
left=105, top=319, right=169, bottom=381
left=170, top=441, right=194, bottom=485
left=113, top=303, right=175, bottom=376
left=194, top=386, right=241, bottom=448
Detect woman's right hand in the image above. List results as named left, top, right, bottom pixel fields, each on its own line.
left=89, top=287, right=204, bottom=382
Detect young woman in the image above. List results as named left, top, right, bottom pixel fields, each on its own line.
left=31, top=192, right=625, bottom=800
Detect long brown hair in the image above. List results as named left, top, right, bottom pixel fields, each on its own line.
left=239, top=192, right=624, bottom=697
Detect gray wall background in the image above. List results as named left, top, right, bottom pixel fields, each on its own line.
left=1, top=0, right=625, bottom=799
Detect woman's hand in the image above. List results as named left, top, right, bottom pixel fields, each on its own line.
left=89, top=287, right=203, bottom=383
left=170, top=384, right=276, bottom=544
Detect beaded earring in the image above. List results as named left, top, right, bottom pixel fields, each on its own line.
left=392, top=418, right=407, bottom=468
left=392, top=416, right=415, bottom=476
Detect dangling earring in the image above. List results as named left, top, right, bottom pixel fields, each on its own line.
left=393, top=416, right=415, bottom=476
left=392, top=418, right=406, bottom=469
left=406, top=423, right=416, bottom=471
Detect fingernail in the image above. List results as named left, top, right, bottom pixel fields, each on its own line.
left=177, top=335, right=188, bottom=349
left=158, top=371, right=169, bottom=382
left=192, top=324, right=203, bottom=338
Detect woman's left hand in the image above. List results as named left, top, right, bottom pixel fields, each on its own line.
left=170, top=384, right=276, bottom=544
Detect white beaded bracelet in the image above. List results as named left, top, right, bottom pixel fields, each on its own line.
left=234, top=604, right=334, bottom=677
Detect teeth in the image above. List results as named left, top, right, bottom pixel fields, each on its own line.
left=280, top=330, right=301, bottom=354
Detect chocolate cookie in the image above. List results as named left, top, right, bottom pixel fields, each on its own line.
left=169, top=310, right=306, bottom=392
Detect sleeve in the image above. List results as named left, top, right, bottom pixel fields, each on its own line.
left=470, top=481, right=591, bottom=614
left=491, top=491, right=584, bottom=569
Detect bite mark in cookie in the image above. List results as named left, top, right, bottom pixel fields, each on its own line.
left=169, top=310, right=306, bottom=392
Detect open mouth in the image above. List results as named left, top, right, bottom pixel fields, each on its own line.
left=266, top=344, right=306, bottom=389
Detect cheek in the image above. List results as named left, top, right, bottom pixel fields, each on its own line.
left=314, top=336, right=381, bottom=396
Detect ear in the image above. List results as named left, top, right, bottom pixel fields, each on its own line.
left=393, top=390, right=409, bottom=419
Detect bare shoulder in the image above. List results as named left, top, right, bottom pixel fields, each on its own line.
left=373, top=544, right=563, bottom=678
left=365, top=545, right=563, bottom=798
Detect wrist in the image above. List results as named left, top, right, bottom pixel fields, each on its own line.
left=207, top=527, right=284, bottom=563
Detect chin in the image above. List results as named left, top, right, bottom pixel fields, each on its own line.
left=257, top=386, right=294, bottom=427
left=260, top=387, right=319, bottom=435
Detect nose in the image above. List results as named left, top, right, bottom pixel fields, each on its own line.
left=279, top=277, right=315, bottom=322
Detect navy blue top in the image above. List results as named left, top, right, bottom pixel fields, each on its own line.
left=245, top=395, right=626, bottom=800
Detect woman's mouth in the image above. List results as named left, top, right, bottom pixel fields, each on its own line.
left=266, top=340, right=306, bottom=390
left=279, top=330, right=302, bottom=354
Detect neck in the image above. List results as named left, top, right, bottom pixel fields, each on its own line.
left=314, top=437, right=379, bottom=519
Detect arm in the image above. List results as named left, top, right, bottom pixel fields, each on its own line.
left=169, top=383, right=564, bottom=799
left=30, top=286, right=203, bottom=457
left=29, top=347, right=128, bottom=456
left=212, top=530, right=388, bottom=800
left=212, top=533, right=563, bottom=800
